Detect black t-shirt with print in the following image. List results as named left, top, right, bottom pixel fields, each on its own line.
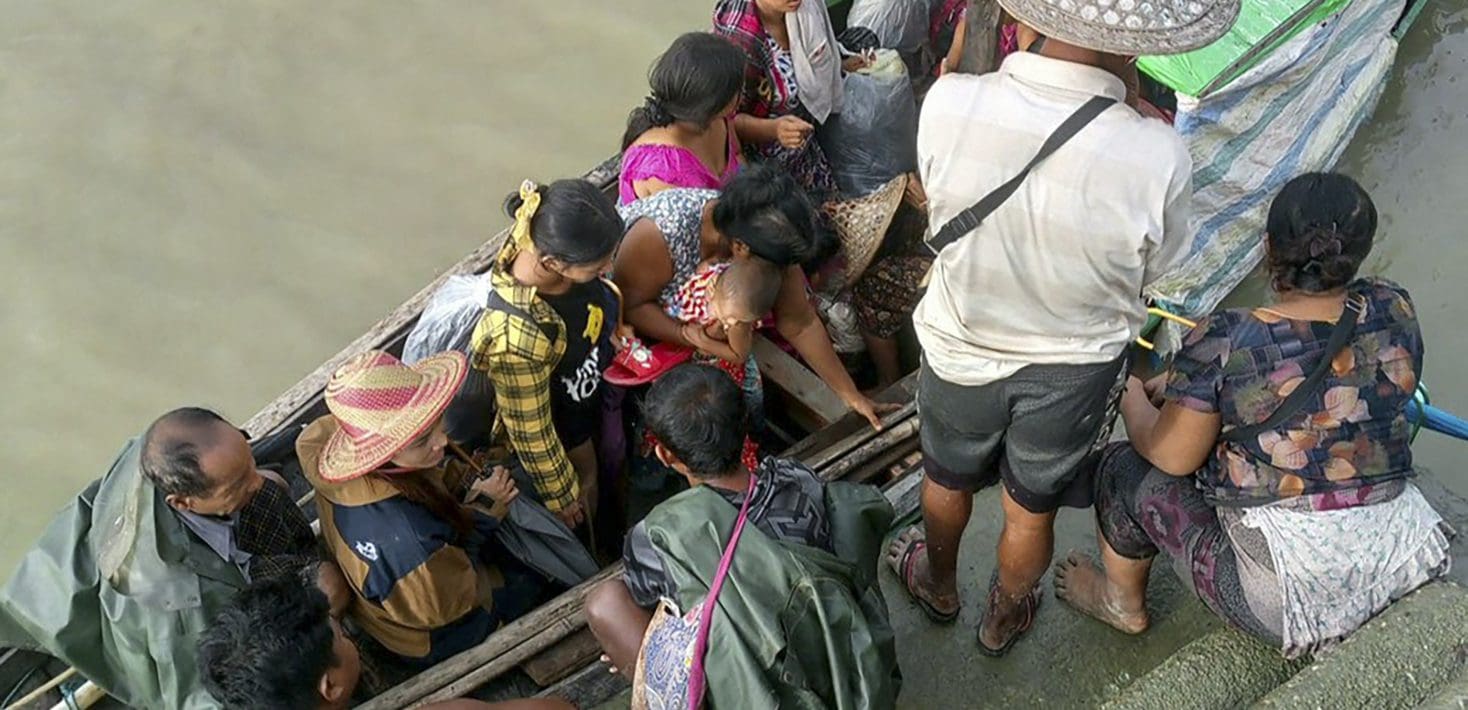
left=540, top=280, right=615, bottom=448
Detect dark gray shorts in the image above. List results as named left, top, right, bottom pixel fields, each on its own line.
left=918, top=356, right=1126, bottom=513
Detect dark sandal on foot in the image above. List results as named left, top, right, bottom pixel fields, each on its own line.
left=977, top=581, right=1042, bottom=657
left=892, top=536, right=959, bottom=624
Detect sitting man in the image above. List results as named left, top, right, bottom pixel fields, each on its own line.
left=0, top=407, right=344, bottom=708
left=199, top=574, right=572, bottom=710
left=585, top=364, right=900, bottom=709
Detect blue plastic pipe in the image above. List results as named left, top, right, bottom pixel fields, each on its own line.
left=1407, top=398, right=1468, bottom=441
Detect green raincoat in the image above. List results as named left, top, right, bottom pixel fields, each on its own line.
left=0, top=437, right=246, bottom=709
left=640, top=480, right=900, bottom=709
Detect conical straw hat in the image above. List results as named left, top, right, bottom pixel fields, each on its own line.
left=318, top=349, right=468, bottom=483
left=828, top=174, right=907, bottom=286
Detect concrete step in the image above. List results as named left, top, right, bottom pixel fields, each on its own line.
left=1255, top=583, right=1468, bottom=709
left=1103, top=629, right=1308, bottom=710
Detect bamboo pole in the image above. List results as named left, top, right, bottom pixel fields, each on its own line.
left=4, top=668, right=75, bottom=710
left=44, top=681, right=104, bottom=710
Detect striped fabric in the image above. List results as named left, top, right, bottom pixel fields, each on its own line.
left=1144, top=0, right=1405, bottom=352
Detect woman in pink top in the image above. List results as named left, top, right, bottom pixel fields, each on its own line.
left=618, top=33, right=746, bottom=205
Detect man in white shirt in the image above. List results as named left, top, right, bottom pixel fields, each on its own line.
left=886, top=0, right=1238, bottom=655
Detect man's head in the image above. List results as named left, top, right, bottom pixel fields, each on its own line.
left=198, top=573, right=361, bottom=710
left=140, top=407, right=261, bottom=516
left=645, top=364, right=749, bottom=479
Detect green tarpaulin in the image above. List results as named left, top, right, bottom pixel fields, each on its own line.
left=1138, top=0, right=1351, bottom=97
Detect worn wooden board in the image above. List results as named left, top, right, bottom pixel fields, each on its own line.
left=521, top=628, right=602, bottom=688
left=752, top=336, right=849, bottom=429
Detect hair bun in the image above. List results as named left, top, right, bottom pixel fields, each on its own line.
left=644, top=95, right=674, bottom=127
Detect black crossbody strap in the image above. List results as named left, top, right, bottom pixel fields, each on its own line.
left=925, top=95, right=1117, bottom=257
left=1222, top=296, right=1367, bottom=443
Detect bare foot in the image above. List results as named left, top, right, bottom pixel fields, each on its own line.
left=1053, top=551, right=1149, bottom=635
left=885, top=528, right=960, bottom=620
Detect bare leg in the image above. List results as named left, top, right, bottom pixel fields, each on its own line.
left=568, top=441, right=599, bottom=520
left=863, top=332, right=903, bottom=390
left=1054, top=526, right=1151, bottom=634
left=978, top=488, right=1056, bottom=649
left=584, top=578, right=653, bottom=681
left=893, top=477, right=972, bottom=615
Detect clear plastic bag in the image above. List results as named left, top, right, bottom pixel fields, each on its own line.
left=847, top=0, right=930, bottom=68
left=403, top=273, right=493, bottom=364
left=819, top=70, right=918, bottom=198
left=404, top=273, right=498, bottom=445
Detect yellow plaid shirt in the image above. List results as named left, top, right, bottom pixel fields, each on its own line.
left=469, top=251, right=578, bottom=512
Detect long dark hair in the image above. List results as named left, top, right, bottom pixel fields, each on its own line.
left=503, top=179, right=623, bottom=265
left=1265, top=172, right=1377, bottom=294
left=712, top=163, right=818, bottom=267
left=621, top=32, right=746, bottom=150
left=373, top=469, right=475, bottom=540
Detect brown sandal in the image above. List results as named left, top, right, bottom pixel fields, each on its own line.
left=977, top=577, right=1042, bottom=657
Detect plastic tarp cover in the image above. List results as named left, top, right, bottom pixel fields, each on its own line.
left=1138, top=0, right=1352, bottom=97
left=819, top=68, right=918, bottom=197
left=847, top=0, right=932, bottom=75
left=1144, top=0, right=1404, bottom=353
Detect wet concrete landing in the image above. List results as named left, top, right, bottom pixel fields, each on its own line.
left=883, top=486, right=1223, bottom=709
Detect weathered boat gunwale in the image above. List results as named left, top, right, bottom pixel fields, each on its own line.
left=241, top=155, right=623, bottom=442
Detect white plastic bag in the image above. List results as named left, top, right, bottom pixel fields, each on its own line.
left=819, top=71, right=918, bottom=198
left=403, top=273, right=494, bottom=364
left=847, top=0, right=929, bottom=60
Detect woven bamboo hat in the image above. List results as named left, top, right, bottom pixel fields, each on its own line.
left=318, top=349, right=468, bottom=483
left=998, top=0, right=1240, bottom=55
left=828, top=174, right=907, bottom=286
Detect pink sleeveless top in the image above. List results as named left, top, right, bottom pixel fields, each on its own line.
left=618, top=119, right=741, bottom=205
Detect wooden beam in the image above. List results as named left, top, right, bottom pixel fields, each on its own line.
left=521, top=628, right=601, bottom=687
left=358, top=566, right=621, bottom=710
left=535, top=662, right=628, bottom=705
left=817, top=417, right=920, bottom=482
left=751, top=336, right=849, bottom=428
left=957, top=0, right=1003, bottom=76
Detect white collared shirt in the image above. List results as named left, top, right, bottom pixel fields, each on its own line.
left=914, top=53, right=1192, bottom=386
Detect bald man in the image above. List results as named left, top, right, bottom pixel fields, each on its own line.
left=0, top=407, right=342, bottom=709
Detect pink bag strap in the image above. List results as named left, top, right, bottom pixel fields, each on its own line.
left=687, top=474, right=758, bottom=709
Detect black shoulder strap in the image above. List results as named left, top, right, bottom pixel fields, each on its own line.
left=925, top=95, right=1117, bottom=257
left=485, top=288, right=558, bottom=343
left=1221, top=297, right=1367, bottom=443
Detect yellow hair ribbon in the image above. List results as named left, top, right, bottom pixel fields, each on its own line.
left=511, top=179, right=541, bottom=253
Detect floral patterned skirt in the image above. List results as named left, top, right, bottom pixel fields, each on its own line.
left=1093, top=443, right=1285, bottom=645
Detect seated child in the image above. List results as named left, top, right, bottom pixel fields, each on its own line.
left=664, top=258, right=783, bottom=469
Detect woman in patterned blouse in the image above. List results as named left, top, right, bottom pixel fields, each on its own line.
left=1055, top=173, right=1451, bottom=657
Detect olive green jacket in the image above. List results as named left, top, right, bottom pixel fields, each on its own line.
left=640, top=480, right=900, bottom=709
left=0, top=438, right=245, bottom=709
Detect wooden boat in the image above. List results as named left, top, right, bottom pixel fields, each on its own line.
left=0, top=152, right=931, bottom=709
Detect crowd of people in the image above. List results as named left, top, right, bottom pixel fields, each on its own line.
left=0, top=0, right=1455, bottom=708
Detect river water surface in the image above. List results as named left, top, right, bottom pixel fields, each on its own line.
left=2, top=1, right=1465, bottom=581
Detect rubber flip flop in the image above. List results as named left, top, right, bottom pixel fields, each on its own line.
left=977, top=582, right=1042, bottom=657
left=890, top=534, right=959, bottom=624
